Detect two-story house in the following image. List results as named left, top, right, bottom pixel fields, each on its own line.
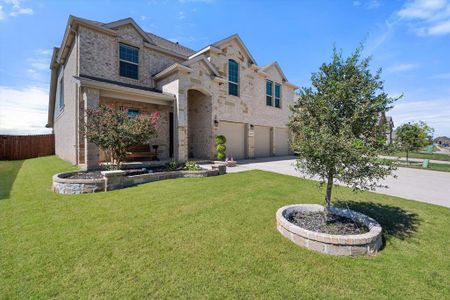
left=46, top=16, right=298, bottom=169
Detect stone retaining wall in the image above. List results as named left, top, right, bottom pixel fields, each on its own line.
left=53, top=164, right=226, bottom=194
left=276, top=204, right=383, bottom=256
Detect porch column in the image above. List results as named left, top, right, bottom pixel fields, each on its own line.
left=162, top=79, right=188, bottom=162
left=82, top=87, right=100, bottom=169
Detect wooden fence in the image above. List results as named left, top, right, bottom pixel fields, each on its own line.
left=0, top=134, right=55, bottom=160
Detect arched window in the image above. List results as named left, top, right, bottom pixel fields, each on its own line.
left=228, top=59, right=239, bottom=96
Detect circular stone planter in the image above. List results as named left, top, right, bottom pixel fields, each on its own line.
left=276, top=204, right=382, bottom=256
left=53, top=172, right=106, bottom=194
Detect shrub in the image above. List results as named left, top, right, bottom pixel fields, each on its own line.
left=216, top=135, right=227, bottom=161
left=216, top=144, right=226, bottom=153
left=167, top=159, right=178, bottom=171
left=215, top=135, right=227, bottom=145
left=184, top=161, right=202, bottom=171
left=80, top=105, right=160, bottom=169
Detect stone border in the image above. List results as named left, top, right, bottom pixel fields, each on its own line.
left=276, top=204, right=383, bottom=256
left=53, top=164, right=226, bottom=194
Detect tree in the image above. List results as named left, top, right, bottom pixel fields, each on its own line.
left=395, top=121, right=434, bottom=163
left=81, top=105, right=160, bottom=169
left=289, top=46, right=399, bottom=208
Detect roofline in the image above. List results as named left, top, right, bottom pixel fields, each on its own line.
left=153, top=63, right=193, bottom=80
left=211, top=33, right=257, bottom=65
left=188, top=45, right=221, bottom=60
left=103, top=17, right=155, bottom=45
left=261, top=61, right=287, bottom=81
left=74, top=75, right=175, bottom=103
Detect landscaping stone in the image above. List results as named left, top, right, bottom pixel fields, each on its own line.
left=276, top=204, right=383, bottom=256
left=53, top=165, right=226, bottom=194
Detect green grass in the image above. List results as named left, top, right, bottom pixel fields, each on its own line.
left=388, top=151, right=450, bottom=161
left=1, top=156, right=449, bottom=299
left=396, top=162, right=450, bottom=173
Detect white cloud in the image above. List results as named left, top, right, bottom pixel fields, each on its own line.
left=398, top=0, right=450, bottom=36
left=387, top=63, right=419, bottom=73
left=390, top=98, right=450, bottom=136
left=0, top=86, right=51, bottom=135
left=26, top=48, right=52, bottom=82
left=0, top=0, right=33, bottom=20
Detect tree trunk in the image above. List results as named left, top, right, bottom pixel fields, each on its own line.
left=406, top=150, right=409, bottom=164
left=325, top=172, right=334, bottom=209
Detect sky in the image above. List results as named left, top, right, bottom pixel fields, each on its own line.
left=0, top=0, right=449, bottom=136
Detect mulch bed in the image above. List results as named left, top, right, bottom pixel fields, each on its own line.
left=65, top=171, right=104, bottom=180
left=64, top=166, right=186, bottom=180
left=287, top=211, right=369, bottom=235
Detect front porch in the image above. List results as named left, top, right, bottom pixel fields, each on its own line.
left=75, top=75, right=176, bottom=169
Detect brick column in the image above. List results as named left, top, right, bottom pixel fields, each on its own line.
left=246, top=123, right=255, bottom=159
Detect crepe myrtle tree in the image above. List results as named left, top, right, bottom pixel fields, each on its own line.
left=395, top=121, right=434, bottom=163
left=289, top=46, right=400, bottom=209
left=81, top=105, right=160, bottom=169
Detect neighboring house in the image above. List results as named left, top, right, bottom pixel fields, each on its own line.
left=434, top=136, right=450, bottom=147
left=47, top=16, right=298, bottom=169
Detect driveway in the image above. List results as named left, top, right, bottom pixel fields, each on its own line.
left=227, top=156, right=450, bottom=208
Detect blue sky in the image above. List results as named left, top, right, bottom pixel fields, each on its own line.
left=0, top=0, right=449, bottom=136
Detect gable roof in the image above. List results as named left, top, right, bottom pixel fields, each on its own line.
left=261, top=62, right=287, bottom=82
left=210, top=34, right=257, bottom=65
left=104, top=17, right=155, bottom=44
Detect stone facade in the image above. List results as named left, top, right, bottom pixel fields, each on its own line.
left=49, top=16, right=298, bottom=168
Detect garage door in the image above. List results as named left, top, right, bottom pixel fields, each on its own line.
left=275, top=128, right=290, bottom=156
left=254, top=126, right=271, bottom=158
left=217, top=121, right=246, bottom=160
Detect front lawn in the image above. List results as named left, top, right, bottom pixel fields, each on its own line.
left=1, top=156, right=449, bottom=299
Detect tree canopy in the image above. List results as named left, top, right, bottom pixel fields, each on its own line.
left=289, top=46, right=399, bottom=207
left=395, top=121, right=434, bottom=162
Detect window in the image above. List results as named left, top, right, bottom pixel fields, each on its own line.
left=274, top=83, right=281, bottom=108
left=58, top=77, right=64, bottom=108
left=127, top=109, right=139, bottom=118
left=119, top=43, right=139, bottom=79
left=266, top=80, right=273, bottom=106
left=228, top=59, right=239, bottom=96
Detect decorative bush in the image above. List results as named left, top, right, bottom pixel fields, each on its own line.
left=184, top=161, right=202, bottom=171
left=167, top=159, right=178, bottom=171
left=80, top=105, right=160, bottom=169
left=216, top=135, right=227, bottom=161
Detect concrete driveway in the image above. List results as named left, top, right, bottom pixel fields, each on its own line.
left=227, top=156, right=450, bottom=208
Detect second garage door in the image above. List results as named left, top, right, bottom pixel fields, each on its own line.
left=254, top=125, right=271, bottom=158
left=275, top=128, right=290, bottom=156
left=217, top=121, right=246, bottom=160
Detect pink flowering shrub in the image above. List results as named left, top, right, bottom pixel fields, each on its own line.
left=80, top=105, right=160, bottom=169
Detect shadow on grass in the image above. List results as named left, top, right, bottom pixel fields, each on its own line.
left=0, top=160, right=23, bottom=200
left=334, top=200, right=420, bottom=246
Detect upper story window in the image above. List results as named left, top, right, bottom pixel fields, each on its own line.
left=228, top=59, right=239, bottom=96
left=119, top=43, right=139, bottom=80
left=274, top=83, right=281, bottom=108
left=266, top=80, right=281, bottom=108
left=266, top=80, right=273, bottom=106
